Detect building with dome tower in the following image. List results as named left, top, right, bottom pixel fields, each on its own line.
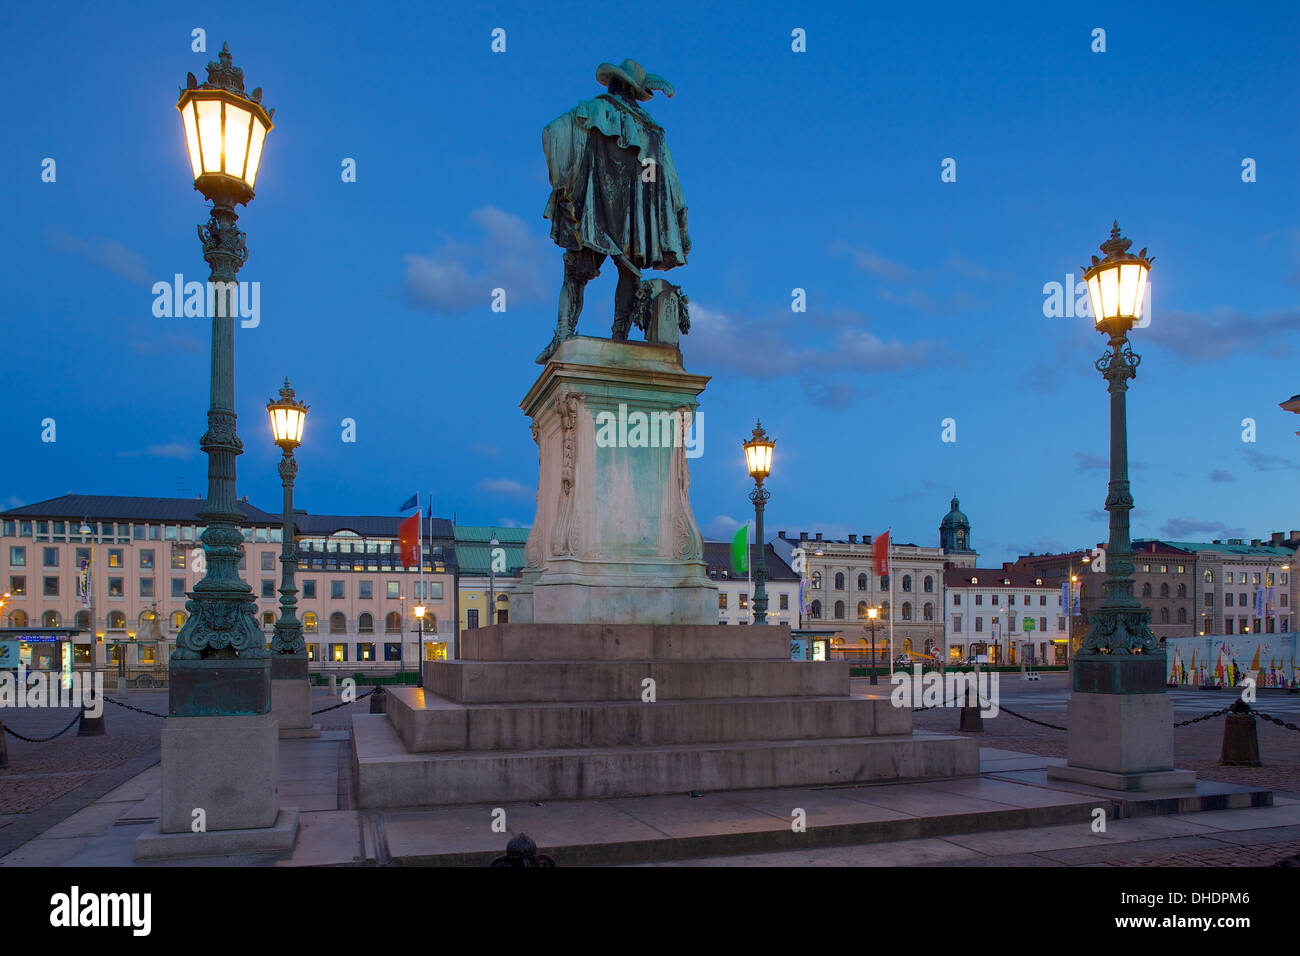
left=940, top=495, right=978, bottom=569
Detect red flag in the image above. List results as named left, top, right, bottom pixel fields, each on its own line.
left=873, top=530, right=890, bottom=577
left=398, top=510, right=421, bottom=568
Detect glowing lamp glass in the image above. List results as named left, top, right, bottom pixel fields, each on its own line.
left=744, top=439, right=774, bottom=480
left=1086, top=258, right=1150, bottom=326
left=178, top=90, right=272, bottom=196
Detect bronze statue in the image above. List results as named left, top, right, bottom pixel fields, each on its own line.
left=539, top=59, right=691, bottom=362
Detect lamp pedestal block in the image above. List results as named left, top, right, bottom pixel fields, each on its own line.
left=511, top=337, right=717, bottom=626
left=271, top=654, right=320, bottom=739
left=1047, top=677, right=1197, bottom=791
left=135, top=657, right=297, bottom=860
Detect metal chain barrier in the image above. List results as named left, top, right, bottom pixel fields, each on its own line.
left=1173, top=706, right=1233, bottom=728
left=909, top=688, right=1068, bottom=730
left=1, top=709, right=85, bottom=743
left=103, top=697, right=167, bottom=718
left=1255, top=711, right=1300, bottom=734
left=312, top=687, right=378, bottom=715
left=979, top=701, right=1067, bottom=731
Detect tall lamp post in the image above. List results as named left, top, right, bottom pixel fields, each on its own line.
left=267, top=379, right=307, bottom=655
left=743, top=422, right=775, bottom=625
left=1048, top=222, right=1193, bottom=791
left=866, top=605, right=879, bottom=685
left=140, top=44, right=293, bottom=854
left=172, top=43, right=274, bottom=675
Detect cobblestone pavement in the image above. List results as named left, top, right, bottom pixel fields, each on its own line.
left=1126, top=840, right=1300, bottom=867
left=904, top=675, right=1300, bottom=797
left=0, top=689, right=374, bottom=815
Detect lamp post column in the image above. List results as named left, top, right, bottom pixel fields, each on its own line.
left=78, top=543, right=105, bottom=736
left=272, top=453, right=303, bottom=655
left=173, top=192, right=264, bottom=667
left=750, top=482, right=769, bottom=625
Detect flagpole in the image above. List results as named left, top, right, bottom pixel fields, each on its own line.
left=418, top=492, right=424, bottom=679
left=888, top=527, right=894, bottom=676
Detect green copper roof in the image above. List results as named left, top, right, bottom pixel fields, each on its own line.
left=1160, top=540, right=1294, bottom=557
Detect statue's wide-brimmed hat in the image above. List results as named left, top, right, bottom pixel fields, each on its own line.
left=596, top=58, right=675, bottom=101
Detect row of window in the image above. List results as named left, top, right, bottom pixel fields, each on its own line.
left=952, top=615, right=1064, bottom=633
left=718, top=593, right=791, bottom=611
left=5, top=568, right=444, bottom=602
left=3, top=520, right=283, bottom=544
left=3, top=607, right=424, bottom=634
left=1203, top=569, right=1287, bottom=585
left=810, top=572, right=934, bottom=593
left=808, top=600, right=934, bottom=621
left=1223, top=617, right=1289, bottom=634
left=952, top=592, right=1058, bottom=607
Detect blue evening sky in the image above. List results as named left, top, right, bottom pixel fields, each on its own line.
left=3, top=1, right=1298, bottom=563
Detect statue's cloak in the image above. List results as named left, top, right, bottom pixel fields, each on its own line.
left=543, top=93, right=690, bottom=270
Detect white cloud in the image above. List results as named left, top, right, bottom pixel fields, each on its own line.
left=403, top=206, right=551, bottom=314
left=477, top=478, right=533, bottom=499
left=704, top=514, right=744, bottom=539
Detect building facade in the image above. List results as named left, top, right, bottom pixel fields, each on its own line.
left=943, top=565, right=1067, bottom=665
left=0, top=494, right=456, bottom=677
left=1013, top=541, right=1197, bottom=646
left=455, top=526, right=528, bottom=632
left=704, top=542, right=799, bottom=627
left=1161, top=537, right=1296, bottom=637
left=773, top=530, right=950, bottom=659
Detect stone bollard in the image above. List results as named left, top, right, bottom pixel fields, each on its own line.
left=78, top=698, right=107, bottom=737
left=328, top=674, right=337, bottom=697
left=1220, top=700, right=1262, bottom=766
left=959, top=674, right=983, bottom=732
left=0, top=719, right=8, bottom=767
left=369, top=685, right=387, bottom=714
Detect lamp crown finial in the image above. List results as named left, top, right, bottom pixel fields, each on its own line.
left=203, top=42, right=246, bottom=95
left=1099, top=222, right=1132, bottom=260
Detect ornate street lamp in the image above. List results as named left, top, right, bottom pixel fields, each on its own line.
left=267, top=379, right=308, bottom=655
left=743, top=421, right=775, bottom=625
left=1048, top=223, right=1193, bottom=791
left=1077, top=222, right=1156, bottom=668
left=172, top=43, right=275, bottom=674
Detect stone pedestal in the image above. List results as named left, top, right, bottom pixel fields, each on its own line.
left=158, top=713, right=281, bottom=832
left=511, top=337, right=716, bottom=625
left=1047, top=692, right=1197, bottom=791
left=136, top=656, right=297, bottom=860
left=271, top=654, right=320, bottom=739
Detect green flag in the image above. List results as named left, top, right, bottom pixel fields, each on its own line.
left=731, top=524, right=748, bottom=575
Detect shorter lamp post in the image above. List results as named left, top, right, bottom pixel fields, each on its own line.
left=488, top=532, right=499, bottom=626
left=867, top=605, right=879, bottom=685
left=75, top=527, right=104, bottom=736
left=413, top=603, right=426, bottom=686
left=742, top=422, right=775, bottom=625
left=267, top=380, right=308, bottom=657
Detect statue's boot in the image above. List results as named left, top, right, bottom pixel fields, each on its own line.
left=536, top=333, right=566, bottom=364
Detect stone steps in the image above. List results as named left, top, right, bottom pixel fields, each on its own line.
left=351, top=714, right=979, bottom=808
left=422, top=658, right=850, bottom=703
left=460, top=623, right=790, bottom=661
left=385, top=687, right=909, bottom=753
